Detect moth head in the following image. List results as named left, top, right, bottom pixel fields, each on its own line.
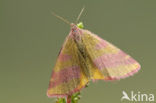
left=71, top=23, right=78, bottom=32
left=70, top=23, right=82, bottom=42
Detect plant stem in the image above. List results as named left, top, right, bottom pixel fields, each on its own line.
left=67, top=96, right=71, bottom=103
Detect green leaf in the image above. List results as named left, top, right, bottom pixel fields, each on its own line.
left=56, top=92, right=81, bottom=103
left=77, top=22, right=84, bottom=29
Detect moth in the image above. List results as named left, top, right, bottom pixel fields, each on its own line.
left=47, top=8, right=141, bottom=102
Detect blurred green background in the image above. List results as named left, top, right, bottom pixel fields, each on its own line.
left=0, top=0, right=156, bottom=103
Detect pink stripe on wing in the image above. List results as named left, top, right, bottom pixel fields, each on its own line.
left=102, top=57, right=137, bottom=68
left=95, top=40, right=108, bottom=50
left=49, top=66, right=80, bottom=88
left=93, top=51, right=135, bottom=69
left=59, top=54, right=72, bottom=61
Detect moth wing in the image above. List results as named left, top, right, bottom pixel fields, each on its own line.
left=47, top=33, right=89, bottom=97
left=81, top=30, right=141, bottom=80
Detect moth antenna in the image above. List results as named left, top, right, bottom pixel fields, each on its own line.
left=51, top=11, right=70, bottom=25
left=75, top=6, right=85, bottom=24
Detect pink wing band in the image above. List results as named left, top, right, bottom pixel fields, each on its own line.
left=49, top=66, right=80, bottom=88
left=93, top=51, right=135, bottom=69
left=59, top=54, right=72, bottom=61
left=95, top=40, right=108, bottom=49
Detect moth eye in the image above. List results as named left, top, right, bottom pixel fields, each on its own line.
left=74, top=30, right=77, bottom=32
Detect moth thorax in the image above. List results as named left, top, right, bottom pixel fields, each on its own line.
left=72, top=30, right=81, bottom=42
left=71, top=25, right=81, bottom=42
